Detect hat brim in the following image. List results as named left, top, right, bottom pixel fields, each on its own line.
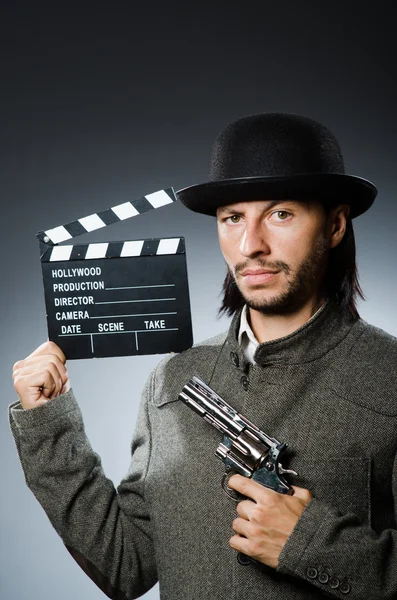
left=176, top=173, right=377, bottom=219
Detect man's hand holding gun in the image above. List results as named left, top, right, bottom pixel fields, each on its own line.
left=179, top=376, right=313, bottom=569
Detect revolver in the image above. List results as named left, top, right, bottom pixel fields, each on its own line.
left=179, top=375, right=297, bottom=500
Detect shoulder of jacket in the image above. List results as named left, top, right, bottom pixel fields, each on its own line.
left=334, top=319, right=397, bottom=415
left=354, top=318, right=397, bottom=358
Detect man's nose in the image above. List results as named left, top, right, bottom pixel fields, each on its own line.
left=239, top=223, right=270, bottom=257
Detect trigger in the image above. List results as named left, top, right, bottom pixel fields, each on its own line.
left=221, top=471, right=245, bottom=502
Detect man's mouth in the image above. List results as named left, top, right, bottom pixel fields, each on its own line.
left=240, top=268, right=278, bottom=277
left=239, top=269, right=279, bottom=285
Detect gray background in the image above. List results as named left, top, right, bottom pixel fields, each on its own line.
left=1, top=2, right=396, bottom=599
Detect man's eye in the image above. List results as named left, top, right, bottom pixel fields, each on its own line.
left=275, top=211, right=290, bottom=220
left=227, top=215, right=241, bottom=223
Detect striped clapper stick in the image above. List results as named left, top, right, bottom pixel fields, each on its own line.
left=37, top=188, right=193, bottom=359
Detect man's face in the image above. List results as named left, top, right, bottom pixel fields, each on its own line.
left=216, top=199, right=334, bottom=315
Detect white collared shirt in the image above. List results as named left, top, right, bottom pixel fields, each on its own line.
left=237, top=305, right=259, bottom=364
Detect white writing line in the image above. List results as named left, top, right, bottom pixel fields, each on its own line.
left=59, top=328, right=179, bottom=337
left=90, top=312, right=177, bottom=319
left=96, top=298, right=176, bottom=305
left=90, top=334, right=94, bottom=354
left=135, top=331, right=138, bottom=351
left=105, top=284, right=175, bottom=290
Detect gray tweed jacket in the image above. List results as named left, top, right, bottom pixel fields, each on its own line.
left=9, top=301, right=397, bottom=599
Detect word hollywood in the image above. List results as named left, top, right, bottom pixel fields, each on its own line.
left=52, top=267, right=102, bottom=277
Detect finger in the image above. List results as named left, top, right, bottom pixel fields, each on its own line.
left=12, top=360, right=25, bottom=377
left=229, top=533, right=252, bottom=555
left=232, top=517, right=252, bottom=537
left=43, top=355, right=69, bottom=385
left=26, top=341, right=66, bottom=364
left=228, top=474, right=276, bottom=503
left=60, top=378, right=71, bottom=395
left=40, top=367, right=66, bottom=399
left=236, top=499, right=256, bottom=520
left=290, top=485, right=313, bottom=504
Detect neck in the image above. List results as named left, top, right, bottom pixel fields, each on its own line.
left=248, top=296, right=326, bottom=344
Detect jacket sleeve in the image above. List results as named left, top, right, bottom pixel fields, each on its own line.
left=8, top=371, right=158, bottom=600
left=276, top=460, right=397, bottom=600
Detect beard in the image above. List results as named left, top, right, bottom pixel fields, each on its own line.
left=231, top=237, right=329, bottom=316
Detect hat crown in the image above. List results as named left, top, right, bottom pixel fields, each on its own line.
left=209, top=113, right=345, bottom=181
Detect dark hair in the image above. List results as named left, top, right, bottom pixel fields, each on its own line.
left=218, top=217, right=364, bottom=320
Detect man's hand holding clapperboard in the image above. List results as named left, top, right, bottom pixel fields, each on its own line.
left=36, top=187, right=193, bottom=360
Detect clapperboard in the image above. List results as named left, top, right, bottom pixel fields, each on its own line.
left=37, top=188, right=193, bottom=359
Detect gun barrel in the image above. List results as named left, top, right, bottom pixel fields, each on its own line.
left=180, top=377, right=280, bottom=449
left=179, top=381, right=243, bottom=437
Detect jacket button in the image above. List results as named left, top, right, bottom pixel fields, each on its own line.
left=240, top=375, right=249, bottom=390
left=307, top=567, right=318, bottom=579
left=230, top=351, right=239, bottom=367
left=329, top=576, right=340, bottom=589
left=340, top=582, right=351, bottom=594
left=318, top=572, right=329, bottom=584
left=237, top=552, right=251, bottom=566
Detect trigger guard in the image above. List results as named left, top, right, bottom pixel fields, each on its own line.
left=221, top=471, right=246, bottom=502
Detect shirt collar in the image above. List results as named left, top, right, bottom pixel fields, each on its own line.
left=238, top=305, right=259, bottom=346
left=232, top=298, right=352, bottom=368
left=238, top=305, right=259, bottom=363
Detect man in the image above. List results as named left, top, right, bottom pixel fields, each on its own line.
left=10, top=113, right=397, bottom=599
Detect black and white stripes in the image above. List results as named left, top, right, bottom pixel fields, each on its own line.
left=40, top=237, right=185, bottom=262
left=37, top=188, right=177, bottom=245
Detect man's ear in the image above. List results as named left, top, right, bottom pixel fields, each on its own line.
left=328, top=204, right=350, bottom=249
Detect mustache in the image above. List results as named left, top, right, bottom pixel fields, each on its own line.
left=234, top=258, right=291, bottom=276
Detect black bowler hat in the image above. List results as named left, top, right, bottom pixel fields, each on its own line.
left=176, top=113, right=377, bottom=219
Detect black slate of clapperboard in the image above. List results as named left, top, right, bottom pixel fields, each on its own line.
left=40, top=238, right=193, bottom=359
